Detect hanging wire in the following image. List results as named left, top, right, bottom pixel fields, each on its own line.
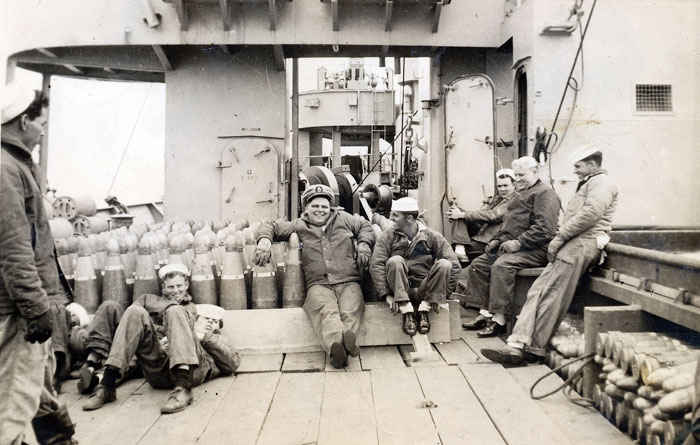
left=530, top=352, right=596, bottom=408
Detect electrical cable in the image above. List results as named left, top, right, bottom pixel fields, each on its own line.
left=106, top=85, right=153, bottom=195
left=529, top=352, right=596, bottom=409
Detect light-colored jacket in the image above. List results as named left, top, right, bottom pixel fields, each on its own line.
left=556, top=170, right=618, bottom=244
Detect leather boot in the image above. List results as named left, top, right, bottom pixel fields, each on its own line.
left=329, top=342, right=348, bottom=369
left=342, top=331, right=360, bottom=357
left=402, top=312, right=417, bottom=337
left=416, top=311, right=430, bottom=335
left=77, top=363, right=99, bottom=395
left=31, top=405, right=76, bottom=445
left=160, top=386, right=193, bottom=414
left=82, top=385, right=116, bottom=411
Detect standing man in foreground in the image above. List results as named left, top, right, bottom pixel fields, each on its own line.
left=254, top=185, right=375, bottom=368
left=370, top=197, right=461, bottom=337
left=1, top=83, right=78, bottom=444
left=461, top=156, right=560, bottom=337
left=482, top=148, right=618, bottom=365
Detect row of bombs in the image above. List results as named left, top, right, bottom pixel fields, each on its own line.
left=592, top=332, right=698, bottom=445
left=53, top=219, right=307, bottom=313
left=546, top=322, right=587, bottom=394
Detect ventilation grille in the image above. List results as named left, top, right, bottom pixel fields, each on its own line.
left=635, top=84, right=672, bottom=113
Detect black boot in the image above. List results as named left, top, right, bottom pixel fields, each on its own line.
left=31, top=406, right=76, bottom=445
left=402, top=312, right=417, bottom=337
left=416, top=311, right=430, bottom=335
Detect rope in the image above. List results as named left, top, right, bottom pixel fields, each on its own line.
left=529, top=352, right=596, bottom=409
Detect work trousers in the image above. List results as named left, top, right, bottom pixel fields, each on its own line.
left=104, top=304, right=212, bottom=389
left=468, top=248, right=548, bottom=315
left=84, top=300, right=124, bottom=360
left=0, top=314, right=63, bottom=445
left=386, top=255, right=452, bottom=305
left=508, top=237, right=600, bottom=356
left=303, top=282, right=364, bottom=353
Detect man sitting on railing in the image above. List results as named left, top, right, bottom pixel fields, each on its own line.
left=481, top=147, right=618, bottom=366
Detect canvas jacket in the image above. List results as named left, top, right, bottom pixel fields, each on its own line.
left=0, top=133, right=63, bottom=319
left=494, top=179, right=561, bottom=250
left=257, top=208, right=375, bottom=289
left=370, top=222, right=461, bottom=298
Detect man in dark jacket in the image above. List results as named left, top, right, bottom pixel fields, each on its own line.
left=462, top=156, right=560, bottom=337
left=1, top=84, right=78, bottom=445
left=370, top=197, right=461, bottom=336
left=82, top=264, right=240, bottom=414
left=254, top=184, right=375, bottom=368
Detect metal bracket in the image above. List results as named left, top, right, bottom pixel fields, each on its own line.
left=675, top=288, right=689, bottom=305
left=637, top=277, right=652, bottom=292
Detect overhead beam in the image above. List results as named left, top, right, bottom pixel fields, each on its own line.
left=151, top=45, right=173, bottom=71
left=16, top=46, right=166, bottom=73
left=63, top=64, right=84, bottom=74
left=331, top=0, right=339, bottom=31
left=219, top=0, right=233, bottom=31
left=35, top=48, right=83, bottom=74
left=173, top=0, right=189, bottom=31
left=36, top=48, right=58, bottom=58
left=384, top=0, right=393, bottom=32
left=272, top=45, right=285, bottom=71
left=432, top=1, right=443, bottom=33
left=17, top=62, right=164, bottom=83
left=268, top=0, right=278, bottom=31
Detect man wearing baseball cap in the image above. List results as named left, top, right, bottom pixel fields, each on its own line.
left=482, top=147, right=619, bottom=365
left=447, top=168, right=518, bottom=261
left=370, top=197, right=461, bottom=336
left=83, top=264, right=239, bottom=413
left=254, top=184, right=375, bottom=368
left=1, top=82, right=78, bottom=444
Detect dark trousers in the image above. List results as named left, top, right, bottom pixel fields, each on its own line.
left=467, top=248, right=548, bottom=315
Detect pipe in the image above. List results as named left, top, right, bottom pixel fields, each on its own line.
left=613, top=226, right=700, bottom=232
left=606, top=242, right=700, bottom=272
left=441, top=73, right=498, bottom=232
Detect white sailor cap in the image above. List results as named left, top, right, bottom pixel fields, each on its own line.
left=570, top=145, right=602, bottom=164
left=66, top=302, right=90, bottom=328
left=158, top=263, right=190, bottom=280
left=1, top=81, right=36, bottom=124
left=496, top=168, right=515, bottom=180
left=196, top=304, right=225, bottom=321
left=391, top=197, right=419, bottom=213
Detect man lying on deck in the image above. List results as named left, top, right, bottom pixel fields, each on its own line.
left=481, top=148, right=618, bottom=366
left=254, top=184, right=375, bottom=369
left=370, top=197, right=461, bottom=337
left=82, top=264, right=240, bottom=414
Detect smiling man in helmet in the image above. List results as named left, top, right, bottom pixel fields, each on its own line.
left=254, top=184, right=375, bottom=368
left=370, top=197, right=461, bottom=336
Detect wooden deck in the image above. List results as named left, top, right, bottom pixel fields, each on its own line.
left=32, top=326, right=632, bottom=445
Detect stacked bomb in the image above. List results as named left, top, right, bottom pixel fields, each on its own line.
left=590, top=331, right=698, bottom=445
left=50, top=195, right=109, bottom=237
left=50, top=218, right=307, bottom=312
left=545, top=321, right=587, bottom=395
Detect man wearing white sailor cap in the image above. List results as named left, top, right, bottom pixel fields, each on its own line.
left=482, top=146, right=619, bottom=365
left=83, top=263, right=239, bottom=414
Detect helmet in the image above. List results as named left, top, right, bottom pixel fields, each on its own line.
left=391, top=197, right=419, bottom=213
left=302, top=184, right=335, bottom=207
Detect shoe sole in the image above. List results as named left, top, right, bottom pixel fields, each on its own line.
left=342, top=331, right=360, bottom=357
left=329, top=342, right=347, bottom=369
left=480, top=349, right=524, bottom=366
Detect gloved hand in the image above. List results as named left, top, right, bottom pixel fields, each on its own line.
left=485, top=239, right=501, bottom=254
left=547, top=237, right=565, bottom=263
left=25, top=311, right=53, bottom=344
left=385, top=295, right=399, bottom=314
left=499, top=240, right=521, bottom=254
left=356, top=242, right=372, bottom=270
left=254, top=238, right=272, bottom=266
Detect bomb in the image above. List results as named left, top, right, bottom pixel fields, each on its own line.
left=282, top=233, right=305, bottom=308
left=219, top=232, right=247, bottom=310
left=73, top=237, right=100, bottom=313
left=251, top=260, right=278, bottom=309
left=133, top=233, right=160, bottom=298
left=102, top=236, right=130, bottom=309
left=190, top=232, right=217, bottom=305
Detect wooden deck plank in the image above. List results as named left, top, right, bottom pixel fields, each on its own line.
left=282, top=351, right=326, bottom=372
left=256, top=372, right=325, bottom=445
left=325, top=353, right=362, bottom=372
left=371, top=368, right=440, bottom=445
left=415, top=366, right=505, bottom=445
left=461, top=331, right=506, bottom=361
left=75, top=379, right=167, bottom=445
left=459, top=364, right=574, bottom=445
left=318, top=372, right=378, bottom=445
left=236, top=353, right=284, bottom=373
left=198, top=372, right=280, bottom=445
left=359, top=346, right=405, bottom=370
left=434, top=339, right=479, bottom=364
left=138, top=376, right=235, bottom=445
left=508, top=365, right=631, bottom=445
